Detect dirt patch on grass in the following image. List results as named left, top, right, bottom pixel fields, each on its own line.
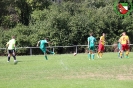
left=47, top=72, right=133, bottom=80
left=45, top=65, right=133, bottom=80
left=62, top=73, right=133, bottom=80
left=116, top=74, right=133, bottom=80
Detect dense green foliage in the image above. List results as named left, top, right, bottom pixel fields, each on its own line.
left=0, top=0, right=133, bottom=54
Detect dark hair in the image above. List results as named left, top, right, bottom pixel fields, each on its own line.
left=12, top=36, right=15, bottom=38
left=45, top=37, right=49, bottom=40
left=90, top=33, right=93, bottom=36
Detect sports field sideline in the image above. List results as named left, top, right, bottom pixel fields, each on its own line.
left=0, top=52, right=133, bottom=88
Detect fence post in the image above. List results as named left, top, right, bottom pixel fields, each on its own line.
left=76, top=45, right=77, bottom=53
left=30, top=48, right=32, bottom=55
left=53, top=47, right=54, bottom=53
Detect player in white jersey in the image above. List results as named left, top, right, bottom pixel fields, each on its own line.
left=6, top=36, right=17, bottom=64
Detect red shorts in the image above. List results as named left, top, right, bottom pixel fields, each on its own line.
left=98, top=44, right=104, bottom=52
left=121, top=44, right=129, bottom=51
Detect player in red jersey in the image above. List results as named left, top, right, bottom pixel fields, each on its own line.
left=119, top=32, right=130, bottom=58
left=97, top=33, right=105, bottom=58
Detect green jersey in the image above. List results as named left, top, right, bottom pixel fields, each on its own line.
left=88, top=36, right=96, bottom=46
left=7, top=39, right=16, bottom=50
left=40, top=40, right=48, bottom=48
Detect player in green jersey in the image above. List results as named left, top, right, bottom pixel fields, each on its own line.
left=6, top=36, right=17, bottom=64
left=87, top=33, right=96, bottom=60
left=37, top=38, right=54, bottom=60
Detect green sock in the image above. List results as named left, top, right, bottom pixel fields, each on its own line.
left=126, top=55, right=128, bottom=58
left=122, top=52, right=124, bottom=57
left=88, top=53, right=91, bottom=59
left=118, top=52, right=120, bottom=57
left=91, top=54, right=94, bottom=60
left=45, top=56, right=48, bottom=60
left=50, top=51, right=54, bottom=54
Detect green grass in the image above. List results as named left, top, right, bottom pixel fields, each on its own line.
left=0, top=52, right=133, bottom=88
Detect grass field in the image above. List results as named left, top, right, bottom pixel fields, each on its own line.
left=0, top=52, right=133, bottom=88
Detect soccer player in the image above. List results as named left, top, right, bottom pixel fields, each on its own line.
left=87, top=33, right=96, bottom=60
left=119, top=32, right=130, bottom=58
left=37, top=38, right=54, bottom=60
left=97, top=33, right=105, bottom=58
left=6, top=36, right=17, bottom=64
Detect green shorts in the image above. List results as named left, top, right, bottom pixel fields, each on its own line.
left=40, top=48, right=46, bottom=53
left=89, top=45, right=95, bottom=51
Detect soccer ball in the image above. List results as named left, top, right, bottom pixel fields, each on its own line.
left=73, top=52, right=77, bottom=56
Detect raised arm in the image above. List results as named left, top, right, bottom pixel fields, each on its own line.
left=36, top=41, right=40, bottom=47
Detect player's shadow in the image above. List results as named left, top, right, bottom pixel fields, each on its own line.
left=17, top=61, right=23, bottom=62
left=14, top=61, right=22, bottom=65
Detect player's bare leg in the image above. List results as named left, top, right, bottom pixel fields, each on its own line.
left=46, top=49, right=54, bottom=54
left=97, top=49, right=103, bottom=58
left=99, top=51, right=103, bottom=58
left=97, top=51, right=100, bottom=58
